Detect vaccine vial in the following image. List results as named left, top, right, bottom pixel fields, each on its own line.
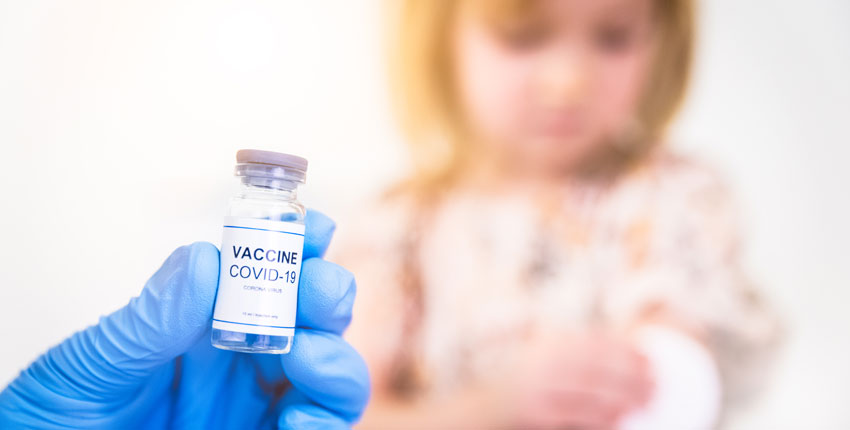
left=211, top=149, right=308, bottom=354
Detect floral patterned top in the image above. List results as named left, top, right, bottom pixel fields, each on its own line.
left=336, top=149, right=780, bottom=410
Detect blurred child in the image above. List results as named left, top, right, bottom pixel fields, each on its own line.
left=337, top=0, right=779, bottom=428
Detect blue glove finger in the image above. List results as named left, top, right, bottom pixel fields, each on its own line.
left=12, top=241, right=220, bottom=401
left=279, top=403, right=349, bottom=430
left=303, top=209, right=336, bottom=259
left=281, top=330, right=370, bottom=423
left=296, top=258, right=356, bottom=335
left=277, top=391, right=350, bottom=430
left=171, top=338, right=281, bottom=430
left=0, top=241, right=219, bottom=428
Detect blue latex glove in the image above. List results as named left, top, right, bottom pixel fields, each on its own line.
left=0, top=210, right=369, bottom=429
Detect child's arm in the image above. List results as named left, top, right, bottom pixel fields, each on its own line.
left=606, top=161, right=782, bottom=415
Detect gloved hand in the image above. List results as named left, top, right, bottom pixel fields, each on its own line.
left=0, top=210, right=369, bottom=429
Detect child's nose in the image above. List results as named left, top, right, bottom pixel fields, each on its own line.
left=536, top=48, right=589, bottom=107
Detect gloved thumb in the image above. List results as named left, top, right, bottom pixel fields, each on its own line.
left=24, top=242, right=220, bottom=399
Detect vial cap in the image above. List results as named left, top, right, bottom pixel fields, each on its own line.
left=236, top=149, right=308, bottom=173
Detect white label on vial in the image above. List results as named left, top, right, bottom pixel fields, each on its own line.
left=212, top=216, right=305, bottom=337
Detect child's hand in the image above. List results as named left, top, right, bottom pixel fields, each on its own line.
left=508, top=331, right=654, bottom=430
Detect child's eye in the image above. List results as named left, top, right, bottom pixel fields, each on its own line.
left=595, top=25, right=635, bottom=53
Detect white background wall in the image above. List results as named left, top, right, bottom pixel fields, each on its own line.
left=0, top=1, right=848, bottom=427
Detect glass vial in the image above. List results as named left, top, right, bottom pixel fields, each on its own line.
left=211, top=149, right=308, bottom=354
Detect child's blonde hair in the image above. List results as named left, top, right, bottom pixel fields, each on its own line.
left=386, top=0, right=695, bottom=192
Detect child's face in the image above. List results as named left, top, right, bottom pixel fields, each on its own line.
left=454, top=0, right=657, bottom=175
